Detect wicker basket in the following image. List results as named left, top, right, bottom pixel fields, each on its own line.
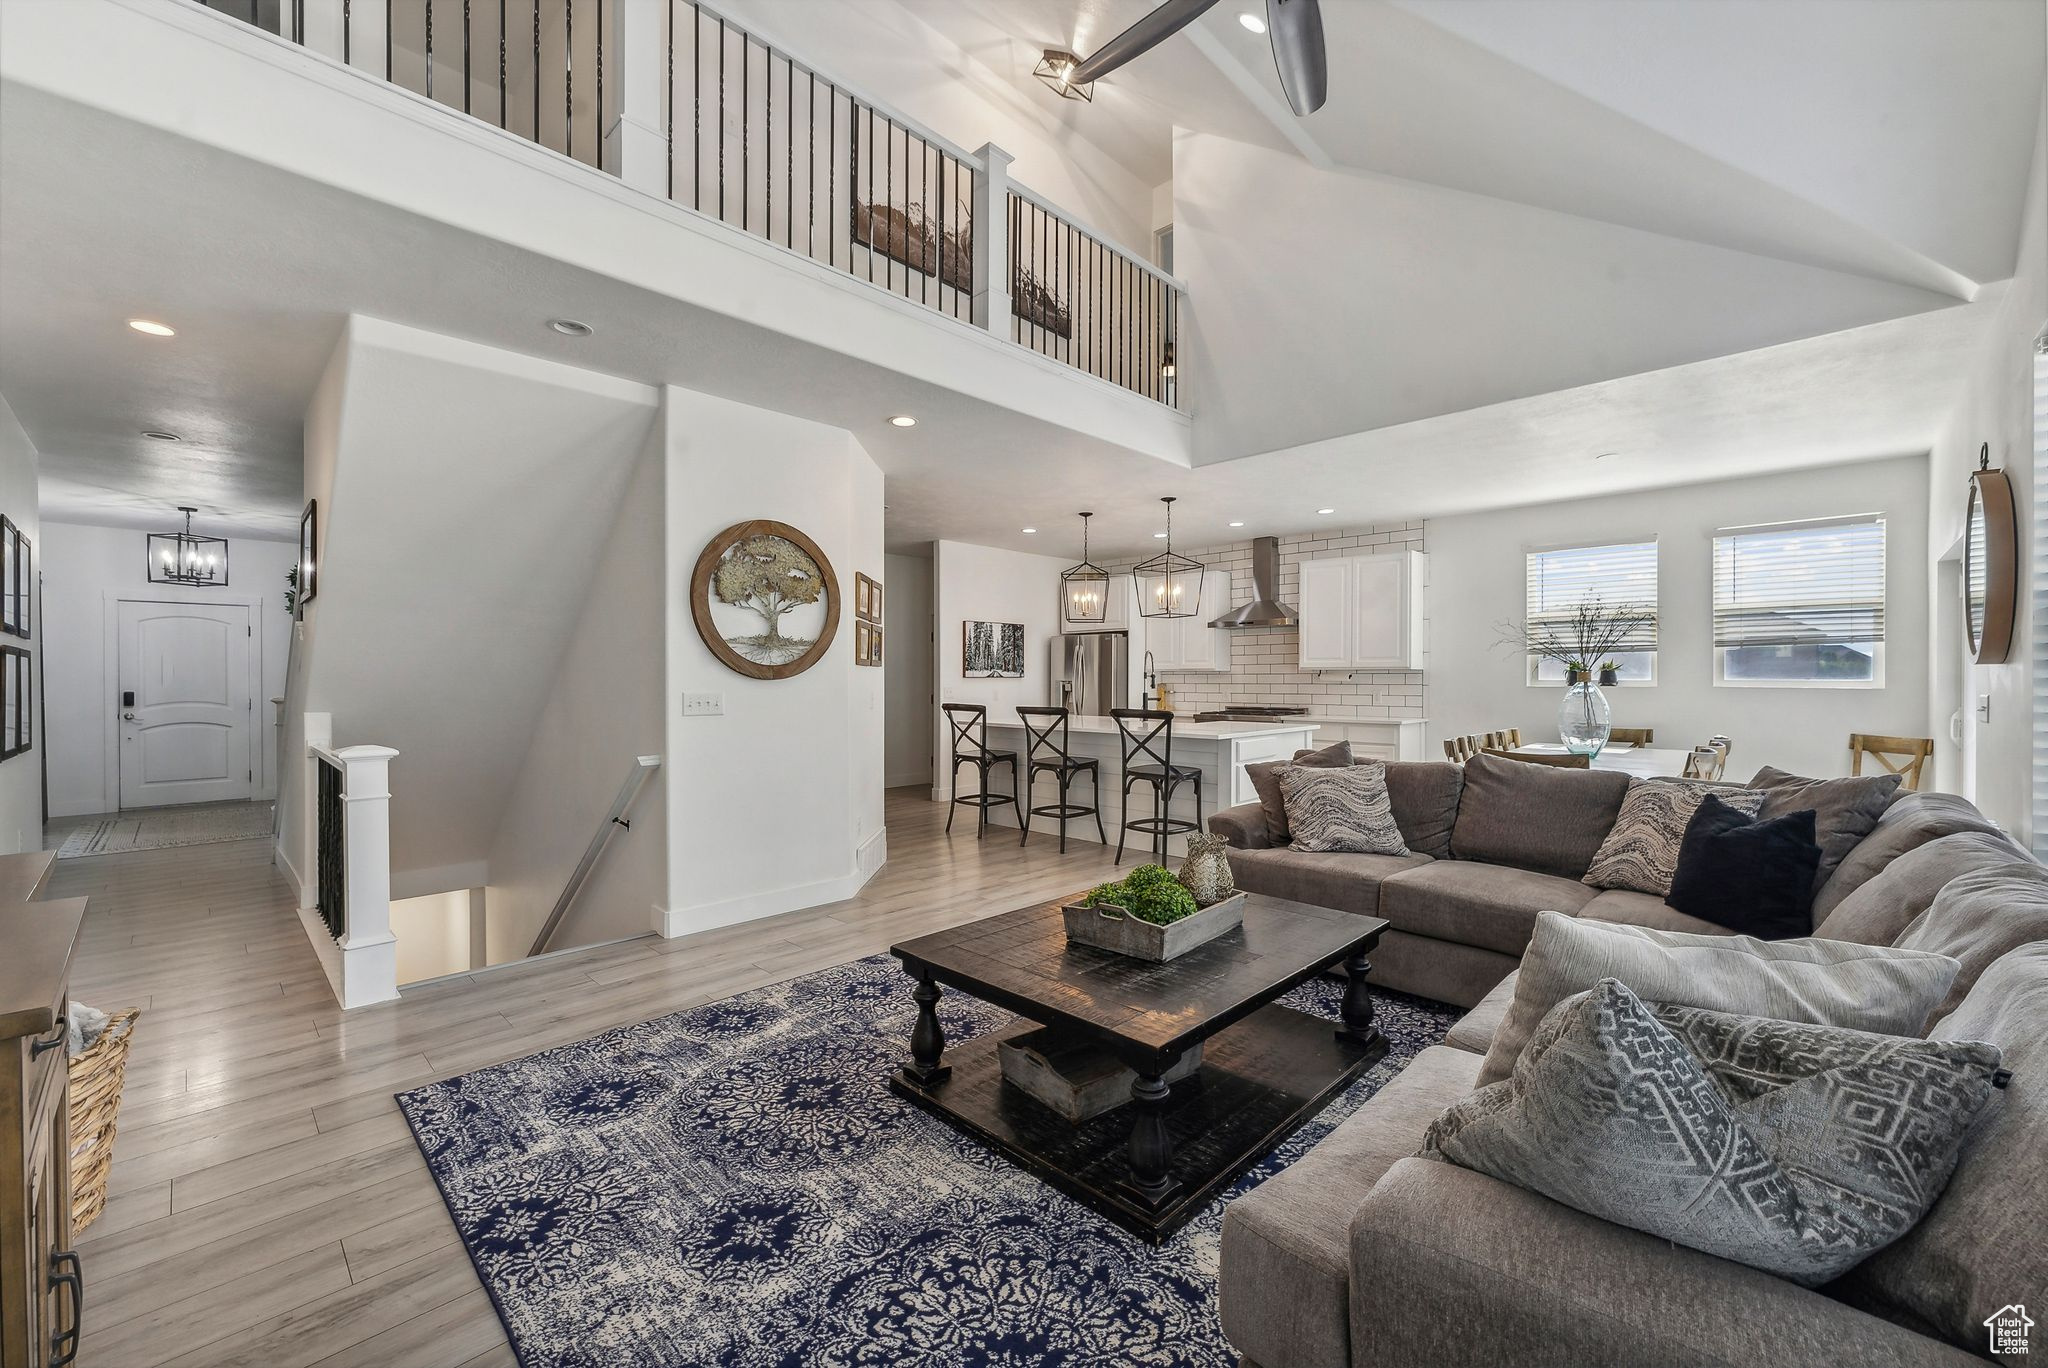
left=67, top=1008, right=141, bottom=1234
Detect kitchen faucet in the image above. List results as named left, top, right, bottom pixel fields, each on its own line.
left=1142, top=650, right=1158, bottom=708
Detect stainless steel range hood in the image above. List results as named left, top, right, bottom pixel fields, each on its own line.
left=1210, top=536, right=1297, bottom=628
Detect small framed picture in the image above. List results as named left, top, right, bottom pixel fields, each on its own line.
left=0, top=645, right=28, bottom=761
left=854, top=619, right=873, bottom=666
left=0, top=517, right=25, bottom=638
left=298, top=499, right=320, bottom=616
left=869, top=625, right=884, bottom=667
left=855, top=571, right=881, bottom=625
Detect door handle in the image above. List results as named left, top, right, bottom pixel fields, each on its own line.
left=122, top=712, right=137, bottom=721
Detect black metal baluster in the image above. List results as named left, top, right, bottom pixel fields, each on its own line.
left=596, top=0, right=603, bottom=162
left=884, top=115, right=893, bottom=294
left=425, top=0, right=433, bottom=101
left=785, top=56, right=793, bottom=249
left=498, top=0, right=507, bottom=129
left=532, top=1, right=540, bottom=146
left=386, top=0, right=393, bottom=81
left=693, top=4, right=702, bottom=211
left=565, top=0, right=574, bottom=163
left=462, top=0, right=470, bottom=114
left=741, top=26, right=750, bottom=231
left=807, top=68, right=816, bottom=260
left=864, top=107, right=874, bottom=284
left=918, top=132, right=928, bottom=307
left=343, top=0, right=351, bottom=64
left=764, top=38, right=772, bottom=240
left=665, top=0, right=673, bottom=197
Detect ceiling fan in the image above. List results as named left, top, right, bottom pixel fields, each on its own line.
left=1071, top=0, right=1327, bottom=116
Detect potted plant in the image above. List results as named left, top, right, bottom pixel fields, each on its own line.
left=1063, top=863, right=1247, bottom=962
left=1499, top=599, right=1654, bottom=757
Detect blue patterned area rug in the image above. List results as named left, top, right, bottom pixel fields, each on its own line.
left=396, top=954, right=1458, bottom=1367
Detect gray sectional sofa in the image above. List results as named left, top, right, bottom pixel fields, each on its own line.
left=1208, top=754, right=2044, bottom=1368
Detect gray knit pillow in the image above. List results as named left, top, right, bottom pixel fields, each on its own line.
left=1277, top=761, right=1409, bottom=855
left=1583, top=778, right=1764, bottom=894
left=1426, top=978, right=2003, bottom=1286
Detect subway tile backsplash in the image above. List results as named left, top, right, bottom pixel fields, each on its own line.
left=1103, top=522, right=1428, bottom=719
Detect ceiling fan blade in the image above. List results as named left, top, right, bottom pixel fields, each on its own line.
left=1071, top=0, right=1222, bottom=84
left=1266, top=0, right=1328, bottom=115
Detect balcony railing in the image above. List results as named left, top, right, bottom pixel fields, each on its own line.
left=194, top=0, right=1186, bottom=409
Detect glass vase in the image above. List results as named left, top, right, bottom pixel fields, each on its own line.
left=1559, top=681, right=1611, bottom=757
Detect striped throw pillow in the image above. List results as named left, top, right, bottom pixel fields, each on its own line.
left=1278, top=761, right=1410, bottom=855
left=1583, top=778, right=1763, bottom=895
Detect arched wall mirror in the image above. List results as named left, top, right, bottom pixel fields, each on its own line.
left=1964, top=443, right=2017, bottom=665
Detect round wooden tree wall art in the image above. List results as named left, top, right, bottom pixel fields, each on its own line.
left=691, top=520, right=841, bottom=680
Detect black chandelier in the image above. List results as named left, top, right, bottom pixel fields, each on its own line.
left=147, top=506, right=229, bottom=586
left=1134, top=496, right=1203, bottom=619
left=1060, top=512, right=1110, bottom=625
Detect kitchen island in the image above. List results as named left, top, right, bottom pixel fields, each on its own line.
left=974, top=715, right=1320, bottom=859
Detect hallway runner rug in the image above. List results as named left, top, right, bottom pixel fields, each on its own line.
left=396, top=953, right=1458, bottom=1368
left=55, top=801, right=275, bottom=858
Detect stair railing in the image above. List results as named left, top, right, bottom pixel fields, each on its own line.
left=528, top=754, right=662, bottom=957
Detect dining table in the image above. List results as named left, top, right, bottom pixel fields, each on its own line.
left=1507, top=743, right=1699, bottom=779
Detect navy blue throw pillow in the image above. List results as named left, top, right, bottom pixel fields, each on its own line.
left=1663, top=794, right=1822, bottom=939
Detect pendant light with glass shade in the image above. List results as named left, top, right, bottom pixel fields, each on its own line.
left=1060, top=511, right=1110, bottom=624
left=1134, top=496, right=1203, bottom=619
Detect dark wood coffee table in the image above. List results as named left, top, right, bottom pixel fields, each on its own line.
left=888, top=892, right=1389, bottom=1242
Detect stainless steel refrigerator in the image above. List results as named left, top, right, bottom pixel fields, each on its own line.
left=1051, top=633, right=1128, bottom=715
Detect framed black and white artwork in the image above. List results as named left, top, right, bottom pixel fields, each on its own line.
left=963, top=621, right=1024, bottom=679
left=0, top=517, right=27, bottom=638
left=0, top=646, right=29, bottom=761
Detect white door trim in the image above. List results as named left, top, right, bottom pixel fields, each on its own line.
left=101, top=591, right=267, bottom=813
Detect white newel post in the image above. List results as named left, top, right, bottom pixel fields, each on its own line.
left=609, top=0, right=669, bottom=192
left=971, top=142, right=1014, bottom=338
left=330, top=744, right=402, bottom=1009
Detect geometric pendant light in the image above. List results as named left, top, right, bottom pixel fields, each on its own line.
left=146, top=505, right=229, bottom=586
left=1134, top=496, right=1202, bottom=619
left=1060, top=511, right=1109, bottom=624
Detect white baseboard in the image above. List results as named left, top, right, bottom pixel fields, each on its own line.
left=275, top=839, right=309, bottom=908
left=655, top=837, right=887, bottom=939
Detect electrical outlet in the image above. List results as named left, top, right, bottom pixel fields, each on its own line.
left=683, top=692, right=723, bottom=717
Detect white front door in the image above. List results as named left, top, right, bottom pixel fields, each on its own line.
left=117, top=600, right=255, bottom=808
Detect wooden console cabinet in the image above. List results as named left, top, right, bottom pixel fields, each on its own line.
left=2, top=897, right=87, bottom=1368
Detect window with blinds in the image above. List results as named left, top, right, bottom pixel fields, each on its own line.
left=1524, top=540, right=1658, bottom=684
left=1712, top=515, right=1885, bottom=686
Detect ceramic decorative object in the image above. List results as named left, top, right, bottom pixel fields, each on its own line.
left=1178, top=833, right=1236, bottom=907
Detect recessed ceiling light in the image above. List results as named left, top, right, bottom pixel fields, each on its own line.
left=1022, top=527, right=1037, bottom=534
left=127, top=319, right=175, bottom=337
left=1228, top=520, right=1245, bottom=528
left=548, top=318, right=593, bottom=337
left=1239, top=12, right=1267, bottom=34
left=888, top=415, right=917, bottom=428
left=1317, top=507, right=1335, bottom=515
left=142, top=430, right=182, bottom=442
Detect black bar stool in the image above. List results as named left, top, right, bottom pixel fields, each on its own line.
left=1016, top=706, right=1107, bottom=853
left=1110, top=707, right=1202, bottom=866
left=942, top=703, right=1020, bottom=837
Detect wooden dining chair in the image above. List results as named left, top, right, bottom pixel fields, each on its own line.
left=1482, top=747, right=1588, bottom=769
left=1608, top=727, right=1654, bottom=748
left=1850, top=733, right=1934, bottom=792
left=1444, top=735, right=1479, bottom=762
left=1682, top=745, right=1726, bottom=781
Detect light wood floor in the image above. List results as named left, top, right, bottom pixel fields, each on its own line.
left=54, top=787, right=1128, bottom=1367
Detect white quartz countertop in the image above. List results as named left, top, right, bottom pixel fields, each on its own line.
left=984, top=715, right=1321, bottom=741
left=1288, top=715, right=1429, bottom=726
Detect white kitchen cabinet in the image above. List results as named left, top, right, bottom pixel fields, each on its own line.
left=1142, top=570, right=1233, bottom=672
left=1296, top=551, right=1426, bottom=670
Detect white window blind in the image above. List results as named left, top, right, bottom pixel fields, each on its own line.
left=1712, top=517, right=1885, bottom=649
left=1525, top=541, right=1659, bottom=651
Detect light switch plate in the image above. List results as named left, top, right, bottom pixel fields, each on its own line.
left=1976, top=694, right=1991, bottom=723
left=683, top=692, right=723, bottom=717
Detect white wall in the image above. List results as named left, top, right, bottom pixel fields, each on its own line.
left=389, top=887, right=470, bottom=985
left=883, top=550, right=934, bottom=789
left=1929, top=85, right=2047, bottom=844
left=662, top=385, right=886, bottom=934
left=39, top=521, right=296, bottom=818
left=0, top=394, right=38, bottom=855
left=1427, top=457, right=1932, bottom=784
left=484, top=436, right=666, bottom=964
left=714, top=0, right=1155, bottom=253
left=930, top=539, right=1069, bottom=797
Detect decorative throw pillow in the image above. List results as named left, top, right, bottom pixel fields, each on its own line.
left=1582, top=779, right=1764, bottom=895
left=1426, top=979, right=2004, bottom=1286
left=1246, top=740, right=1352, bottom=844
left=1748, top=765, right=1902, bottom=895
left=1893, top=861, right=2048, bottom=1028
left=1277, top=761, right=1409, bottom=856
left=1475, top=910, right=1961, bottom=1087
left=1662, top=796, right=1823, bottom=938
